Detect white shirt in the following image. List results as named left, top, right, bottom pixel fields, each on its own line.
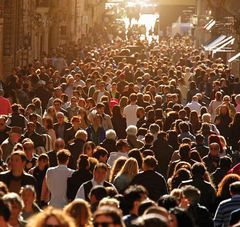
left=186, top=101, right=202, bottom=115
left=75, top=179, right=104, bottom=200
left=46, top=164, right=74, bottom=208
left=107, top=152, right=128, bottom=167
left=123, top=104, right=139, bottom=127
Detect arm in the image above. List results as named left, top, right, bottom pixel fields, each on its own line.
left=75, top=184, right=85, bottom=200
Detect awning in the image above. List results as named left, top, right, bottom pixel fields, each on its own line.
left=228, top=52, right=240, bottom=63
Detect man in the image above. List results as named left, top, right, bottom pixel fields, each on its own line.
left=123, top=93, right=139, bottom=127
left=194, top=134, right=209, bottom=158
left=64, top=116, right=82, bottom=145
left=136, top=106, right=146, bottom=128
left=123, top=185, right=148, bottom=227
left=47, top=138, right=65, bottom=167
left=178, top=122, right=195, bottom=142
left=0, top=116, right=11, bottom=144
left=92, top=81, right=111, bottom=103
left=68, top=129, right=87, bottom=169
left=131, top=155, right=168, bottom=201
left=202, top=143, right=220, bottom=174
left=1, top=126, right=22, bottom=161
left=100, top=129, right=117, bottom=154
left=46, top=149, right=74, bottom=208
left=21, top=121, right=44, bottom=149
left=0, top=150, right=36, bottom=193
left=22, top=139, right=38, bottom=172
left=214, top=181, right=240, bottom=227
left=52, top=98, right=68, bottom=117
left=75, top=163, right=114, bottom=201
left=53, top=112, right=71, bottom=139
left=180, top=162, right=216, bottom=212
left=186, top=96, right=202, bottom=115
left=0, top=89, right=12, bottom=115
left=47, top=86, right=63, bottom=109
left=182, top=185, right=213, bottom=227
left=107, top=139, right=129, bottom=167
left=126, top=125, right=144, bottom=149
left=95, top=102, right=113, bottom=130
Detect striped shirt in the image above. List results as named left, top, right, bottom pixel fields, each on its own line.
left=214, top=195, right=240, bottom=227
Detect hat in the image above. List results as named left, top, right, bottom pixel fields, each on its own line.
left=9, top=126, right=22, bottom=135
left=126, top=125, right=138, bottom=136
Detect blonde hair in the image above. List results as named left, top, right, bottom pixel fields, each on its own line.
left=109, top=157, right=127, bottom=182
left=64, top=199, right=92, bottom=227
left=27, top=207, right=76, bottom=227
left=116, top=157, right=139, bottom=178
left=99, top=197, right=120, bottom=208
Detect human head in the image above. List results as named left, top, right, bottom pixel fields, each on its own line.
left=10, top=151, right=27, bottom=174
left=57, top=149, right=71, bottom=165
left=75, top=130, right=88, bottom=142
left=83, top=141, right=96, bottom=157
left=0, top=198, right=10, bottom=224
left=93, top=206, right=125, bottom=227
left=230, top=181, right=240, bottom=196
left=20, top=185, right=36, bottom=207
left=209, top=142, right=220, bottom=157
left=64, top=199, right=92, bottom=227
left=106, top=129, right=117, bottom=141
left=143, top=156, right=158, bottom=171
left=179, top=144, right=191, bottom=160
left=93, top=163, right=108, bottom=183
left=55, top=138, right=65, bottom=151
left=181, top=185, right=200, bottom=205
left=93, top=147, right=109, bottom=163
left=116, top=139, right=129, bottom=153
left=126, top=125, right=138, bottom=137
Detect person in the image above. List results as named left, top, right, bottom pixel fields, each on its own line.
left=26, top=206, right=76, bottom=227
left=67, top=154, right=93, bottom=201
left=0, top=198, right=11, bottom=227
left=93, top=206, right=125, bottom=227
left=131, top=156, right=168, bottom=201
left=47, top=138, right=65, bottom=167
left=123, top=93, right=139, bottom=127
left=178, top=122, right=195, bottom=142
left=1, top=126, right=22, bottom=161
left=113, top=157, right=139, bottom=193
left=181, top=185, right=213, bottom=227
left=45, top=149, right=74, bottom=208
left=64, top=116, right=82, bottom=145
left=22, top=139, right=38, bottom=172
left=20, top=185, right=41, bottom=220
left=89, top=186, right=108, bottom=212
left=95, top=102, right=113, bottom=130
left=68, top=129, right=88, bottom=169
left=214, top=181, right=240, bottom=227
left=83, top=141, right=96, bottom=157
left=186, top=95, right=202, bottom=115
left=53, top=112, right=71, bottom=139
left=180, top=162, right=216, bottom=212
left=64, top=199, right=92, bottom=227
left=0, top=150, right=36, bottom=193
left=123, top=185, right=148, bottom=226
left=111, top=105, right=127, bottom=139
left=2, top=192, right=26, bottom=227
left=0, top=116, right=11, bottom=145
left=86, top=114, right=106, bottom=145
left=100, top=129, right=118, bottom=154
left=202, top=142, right=220, bottom=173
left=169, top=207, right=195, bottom=227
left=28, top=153, right=49, bottom=205
left=75, top=163, right=115, bottom=201
left=0, top=89, right=12, bottom=115
left=126, top=125, right=144, bottom=149
left=107, top=139, right=129, bottom=167
left=229, top=112, right=240, bottom=151
left=42, top=116, right=56, bottom=149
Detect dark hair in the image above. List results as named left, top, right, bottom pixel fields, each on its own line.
left=181, top=185, right=201, bottom=205
left=0, top=198, right=11, bottom=222
left=230, top=181, right=240, bottom=195
left=191, top=162, right=206, bottom=177
left=132, top=213, right=168, bottom=227
left=94, top=163, right=108, bottom=172
left=11, top=150, right=27, bottom=162
left=93, top=147, right=109, bottom=160
left=89, top=186, right=107, bottom=201
left=169, top=207, right=194, bottom=227
left=143, top=156, right=158, bottom=169
left=116, top=139, right=129, bottom=151
left=138, top=200, right=157, bottom=216
left=219, top=156, right=232, bottom=169
left=158, top=195, right=178, bottom=210
left=128, top=149, right=143, bottom=170
left=145, top=133, right=154, bottom=144
left=57, top=149, right=71, bottom=164
left=179, top=144, right=191, bottom=159
left=77, top=154, right=90, bottom=170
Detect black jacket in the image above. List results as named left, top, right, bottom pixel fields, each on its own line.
left=100, top=139, right=117, bottom=154
left=111, top=116, right=127, bottom=139
left=68, top=138, right=85, bottom=169
left=131, top=170, right=168, bottom=201
left=67, top=169, right=92, bottom=201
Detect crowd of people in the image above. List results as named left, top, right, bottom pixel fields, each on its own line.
left=1, top=31, right=240, bottom=227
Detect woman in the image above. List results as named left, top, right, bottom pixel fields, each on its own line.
left=27, top=207, right=76, bottom=227
left=64, top=199, right=92, bottom=227
left=214, top=105, right=232, bottom=142
left=113, top=158, right=139, bottom=193
left=20, top=185, right=41, bottom=220
left=168, top=168, right=191, bottom=191
left=44, top=106, right=57, bottom=123
left=67, top=155, right=93, bottom=201
left=111, top=105, right=127, bottom=139
left=86, top=114, right=106, bottom=145
left=169, top=207, right=195, bottom=227
left=119, top=96, right=128, bottom=114
left=78, top=107, right=90, bottom=129
left=42, top=116, right=56, bottom=149
left=109, top=157, right=127, bottom=183
left=83, top=141, right=96, bottom=157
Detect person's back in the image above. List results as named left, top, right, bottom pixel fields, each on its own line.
left=46, top=149, right=73, bottom=208
left=123, top=93, right=138, bottom=127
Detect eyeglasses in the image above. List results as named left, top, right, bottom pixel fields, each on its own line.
left=93, top=222, right=114, bottom=227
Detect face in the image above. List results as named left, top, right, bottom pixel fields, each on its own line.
left=97, top=107, right=105, bottom=115
left=209, top=145, right=219, bottom=157
left=21, top=190, right=35, bottom=205
left=57, top=114, right=64, bottom=124
left=9, top=133, right=21, bottom=144
left=38, top=159, right=48, bottom=169
left=27, top=123, right=35, bottom=133
left=10, top=155, right=25, bottom=172
left=85, top=145, right=93, bottom=157
left=9, top=201, right=22, bottom=219
left=94, top=168, right=107, bottom=183
left=45, top=216, right=60, bottom=227
left=94, top=215, right=120, bottom=227
left=23, top=144, right=34, bottom=156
